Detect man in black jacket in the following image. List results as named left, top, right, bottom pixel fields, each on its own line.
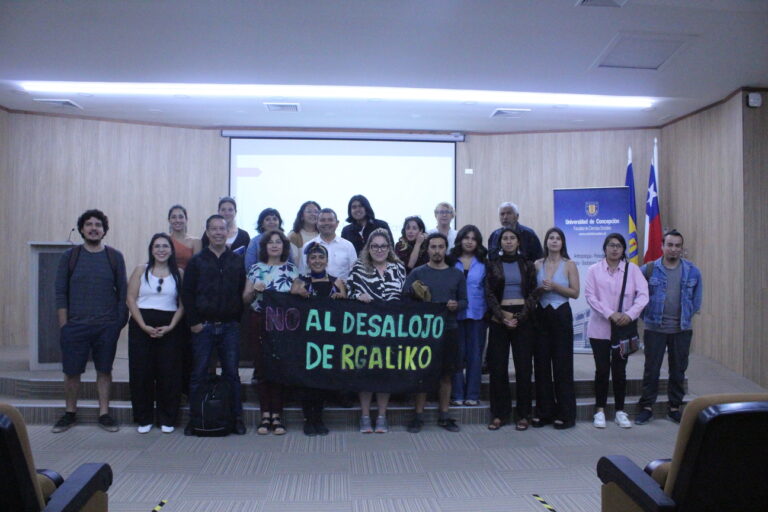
left=182, top=214, right=247, bottom=435
left=487, top=202, right=543, bottom=262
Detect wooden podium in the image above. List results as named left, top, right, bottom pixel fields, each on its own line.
left=29, top=242, right=74, bottom=370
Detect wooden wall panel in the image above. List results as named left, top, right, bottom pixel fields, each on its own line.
left=0, top=114, right=228, bottom=346
left=660, top=94, right=745, bottom=374
left=742, top=93, right=768, bottom=388
left=456, top=129, right=660, bottom=251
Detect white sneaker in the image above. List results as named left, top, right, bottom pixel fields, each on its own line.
left=615, top=410, right=632, bottom=429
left=593, top=411, right=606, bottom=428
left=137, top=424, right=153, bottom=434
left=161, top=425, right=175, bottom=434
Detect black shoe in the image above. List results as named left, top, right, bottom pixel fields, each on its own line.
left=407, top=417, right=424, bottom=434
left=184, top=422, right=195, bottom=436
left=98, top=414, right=119, bottom=432
left=314, top=420, right=329, bottom=436
left=233, top=418, right=246, bottom=435
left=667, top=409, right=682, bottom=423
left=52, top=413, right=76, bottom=433
left=303, top=421, right=317, bottom=437
left=531, top=417, right=553, bottom=428
left=553, top=420, right=575, bottom=430
left=437, top=418, right=460, bottom=432
left=635, top=409, right=654, bottom=425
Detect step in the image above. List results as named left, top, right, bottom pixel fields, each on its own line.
left=3, top=393, right=686, bottom=428
left=0, top=372, right=685, bottom=402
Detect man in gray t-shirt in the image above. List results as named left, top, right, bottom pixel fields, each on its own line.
left=403, top=233, right=467, bottom=433
left=635, top=230, right=703, bottom=425
left=52, top=209, right=127, bottom=433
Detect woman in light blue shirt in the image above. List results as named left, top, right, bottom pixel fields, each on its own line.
left=533, top=227, right=580, bottom=429
left=449, top=225, right=487, bottom=406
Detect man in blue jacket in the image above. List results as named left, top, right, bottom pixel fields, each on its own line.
left=635, top=230, right=703, bottom=424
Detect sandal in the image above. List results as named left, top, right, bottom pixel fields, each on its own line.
left=488, top=418, right=504, bottom=430
left=271, top=416, right=286, bottom=435
left=531, top=417, right=552, bottom=428
left=515, top=418, right=529, bottom=431
left=257, top=416, right=271, bottom=435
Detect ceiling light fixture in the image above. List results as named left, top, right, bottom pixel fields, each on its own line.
left=19, top=81, right=655, bottom=108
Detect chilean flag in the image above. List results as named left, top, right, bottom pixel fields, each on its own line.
left=643, top=139, right=662, bottom=262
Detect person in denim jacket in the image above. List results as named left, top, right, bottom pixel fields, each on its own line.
left=635, top=229, right=702, bottom=425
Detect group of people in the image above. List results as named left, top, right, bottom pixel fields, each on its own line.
left=52, top=196, right=702, bottom=438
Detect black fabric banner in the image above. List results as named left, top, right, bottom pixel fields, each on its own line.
left=262, top=291, right=447, bottom=393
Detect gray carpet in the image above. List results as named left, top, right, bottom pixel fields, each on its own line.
left=29, top=418, right=679, bottom=512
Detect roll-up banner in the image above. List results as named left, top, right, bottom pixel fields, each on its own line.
left=553, top=187, right=630, bottom=353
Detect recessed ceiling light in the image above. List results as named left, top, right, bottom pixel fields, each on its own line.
left=19, top=81, right=655, bottom=109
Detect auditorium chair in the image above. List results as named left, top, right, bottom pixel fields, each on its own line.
left=596, top=393, right=768, bottom=512
left=0, top=403, right=112, bottom=512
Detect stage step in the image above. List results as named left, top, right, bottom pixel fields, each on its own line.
left=0, top=372, right=684, bottom=402
left=1, top=393, right=686, bottom=428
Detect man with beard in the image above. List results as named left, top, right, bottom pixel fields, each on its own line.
left=403, top=233, right=467, bottom=433
left=635, top=230, right=702, bottom=425
left=53, top=209, right=128, bottom=433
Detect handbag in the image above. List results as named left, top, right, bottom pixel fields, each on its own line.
left=611, top=261, right=639, bottom=358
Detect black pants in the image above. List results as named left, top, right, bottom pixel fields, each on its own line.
left=589, top=338, right=627, bottom=410
left=487, top=305, right=533, bottom=420
left=249, top=311, right=284, bottom=415
left=534, top=303, right=576, bottom=424
left=128, top=309, right=183, bottom=426
left=302, top=388, right=327, bottom=422
left=639, top=330, right=693, bottom=409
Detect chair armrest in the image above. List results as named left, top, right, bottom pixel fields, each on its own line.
left=643, top=458, right=671, bottom=477
left=37, top=469, right=65, bottom=488
left=597, top=456, right=676, bottom=512
left=43, top=463, right=112, bottom=512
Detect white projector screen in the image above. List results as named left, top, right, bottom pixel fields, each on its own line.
left=229, top=139, right=456, bottom=242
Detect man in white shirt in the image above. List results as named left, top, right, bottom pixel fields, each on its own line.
left=300, top=208, right=357, bottom=281
left=428, top=201, right=457, bottom=250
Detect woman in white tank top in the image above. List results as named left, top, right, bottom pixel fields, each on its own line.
left=126, top=233, right=184, bottom=434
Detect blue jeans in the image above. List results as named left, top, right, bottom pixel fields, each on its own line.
left=638, top=330, right=692, bottom=409
left=189, top=321, right=242, bottom=422
left=451, top=319, right=486, bottom=402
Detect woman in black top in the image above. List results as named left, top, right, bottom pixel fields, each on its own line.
left=484, top=228, right=539, bottom=431
left=340, top=194, right=394, bottom=255
left=201, top=197, right=250, bottom=253
left=291, top=243, right=347, bottom=436
left=394, top=215, right=429, bottom=274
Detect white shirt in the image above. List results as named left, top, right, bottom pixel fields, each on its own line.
left=428, top=227, right=458, bottom=250
left=299, top=235, right=358, bottom=281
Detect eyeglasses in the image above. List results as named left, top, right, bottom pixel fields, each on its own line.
left=606, top=243, right=623, bottom=249
left=435, top=210, right=453, bottom=215
left=156, top=277, right=164, bottom=293
left=370, top=244, right=389, bottom=251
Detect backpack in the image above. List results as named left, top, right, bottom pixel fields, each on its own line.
left=194, top=374, right=233, bottom=437
left=65, top=245, right=120, bottom=305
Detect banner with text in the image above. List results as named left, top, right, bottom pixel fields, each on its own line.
left=554, top=187, right=630, bottom=352
left=262, top=291, right=447, bottom=393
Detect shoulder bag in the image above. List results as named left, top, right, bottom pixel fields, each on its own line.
left=611, top=261, right=640, bottom=358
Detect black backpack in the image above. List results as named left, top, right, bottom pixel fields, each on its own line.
left=194, top=375, right=233, bottom=437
